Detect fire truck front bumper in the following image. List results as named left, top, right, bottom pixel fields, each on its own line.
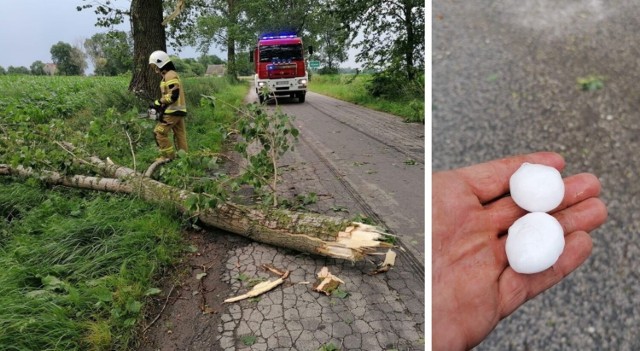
left=256, top=78, right=308, bottom=95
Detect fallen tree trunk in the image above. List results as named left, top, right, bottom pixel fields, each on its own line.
left=0, top=160, right=393, bottom=261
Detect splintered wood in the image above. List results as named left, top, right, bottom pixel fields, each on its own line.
left=223, top=270, right=290, bottom=303
left=318, top=223, right=394, bottom=261
left=312, top=267, right=345, bottom=296
left=370, top=249, right=397, bottom=275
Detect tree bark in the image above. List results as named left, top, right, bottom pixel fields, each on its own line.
left=0, top=160, right=392, bottom=262
left=402, top=0, right=419, bottom=81
left=225, top=0, right=238, bottom=78
left=227, top=37, right=237, bottom=78
left=129, top=0, right=166, bottom=96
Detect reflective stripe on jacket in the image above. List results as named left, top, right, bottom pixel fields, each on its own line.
left=160, top=70, right=187, bottom=116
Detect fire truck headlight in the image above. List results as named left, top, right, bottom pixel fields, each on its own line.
left=298, top=79, right=308, bottom=86
left=257, top=82, right=266, bottom=87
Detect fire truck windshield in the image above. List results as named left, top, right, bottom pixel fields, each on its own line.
left=259, top=44, right=303, bottom=62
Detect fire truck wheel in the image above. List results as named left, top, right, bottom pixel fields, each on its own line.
left=298, top=92, right=306, bottom=103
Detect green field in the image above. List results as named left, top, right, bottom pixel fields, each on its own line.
left=0, top=75, right=248, bottom=350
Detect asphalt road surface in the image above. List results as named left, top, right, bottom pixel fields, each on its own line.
left=258, top=91, right=426, bottom=268
left=435, top=1, right=640, bottom=350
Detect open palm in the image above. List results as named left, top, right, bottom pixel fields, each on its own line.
left=432, top=152, right=607, bottom=350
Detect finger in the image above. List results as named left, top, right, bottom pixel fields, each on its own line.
left=497, top=231, right=593, bottom=319
left=453, top=152, right=565, bottom=204
left=491, top=197, right=604, bottom=268
left=551, top=173, right=602, bottom=212
left=484, top=173, right=603, bottom=233
left=553, top=197, right=608, bottom=235
left=491, top=196, right=605, bottom=272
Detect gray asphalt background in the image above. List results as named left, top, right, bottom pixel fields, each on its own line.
left=433, top=1, right=640, bottom=350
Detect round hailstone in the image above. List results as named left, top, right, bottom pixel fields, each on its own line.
left=510, top=162, right=564, bottom=213
left=506, top=212, right=565, bottom=274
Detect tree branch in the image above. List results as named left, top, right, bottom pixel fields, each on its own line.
left=1, top=159, right=393, bottom=262
left=162, top=0, right=186, bottom=26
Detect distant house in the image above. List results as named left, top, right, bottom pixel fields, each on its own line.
left=205, top=64, right=226, bottom=77
left=43, top=63, right=57, bottom=76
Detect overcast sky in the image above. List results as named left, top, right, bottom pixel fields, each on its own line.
left=0, top=0, right=222, bottom=72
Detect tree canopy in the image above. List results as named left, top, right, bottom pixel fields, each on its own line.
left=331, top=0, right=425, bottom=80
left=84, top=31, right=133, bottom=76
left=50, top=41, right=87, bottom=76
left=30, top=61, right=46, bottom=76
left=78, top=0, right=424, bottom=91
left=7, top=66, right=31, bottom=75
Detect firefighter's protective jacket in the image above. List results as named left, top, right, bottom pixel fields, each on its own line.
left=159, top=70, right=187, bottom=116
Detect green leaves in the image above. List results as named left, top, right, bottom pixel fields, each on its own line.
left=331, top=288, right=349, bottom=299
left=577, top=75, right=605, bottom=91
left=240, top=334, right=257, bottom=346
left=280, top=192, right=318, bottom=211
left=0, top=76, right=142, bottom=175
left=234, top=103, right=299, bottom=207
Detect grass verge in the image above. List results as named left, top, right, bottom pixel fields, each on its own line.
left=308, top=73, right=424, bottom=123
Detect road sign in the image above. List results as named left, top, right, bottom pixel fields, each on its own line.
left=308, top=60, right=320, bottom=68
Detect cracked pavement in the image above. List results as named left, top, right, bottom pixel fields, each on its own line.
left=217, top=243, right=424, bottom=350
left=214, top=93, right=425, bottom=350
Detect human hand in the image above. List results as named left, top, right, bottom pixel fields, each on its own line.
left=432, top=152, right=607, bottom=350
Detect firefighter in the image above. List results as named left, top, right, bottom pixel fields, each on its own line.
left=148, top=50, right=188, bottom=161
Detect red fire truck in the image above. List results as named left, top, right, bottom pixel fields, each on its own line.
left=250, top=33, right=313, bottom=104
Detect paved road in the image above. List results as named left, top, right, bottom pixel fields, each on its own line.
left=276, top=92, right=426, bottom=265
left=210, top=90, right=426, bottom=350
left=434, top=1, right=640, bottom=350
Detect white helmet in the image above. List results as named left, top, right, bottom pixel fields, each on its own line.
left=149, top=50, right=171, bottom=69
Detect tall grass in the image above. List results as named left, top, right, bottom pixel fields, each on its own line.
left=0, top=74, right=250, bottom=350
left=183, top=77, right=249, bottom=154
left=0, top=181, right=184, bottom=350
left=308, top=74, right=425, bottom=123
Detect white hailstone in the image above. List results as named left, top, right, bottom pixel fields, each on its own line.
left=506, top=212, right=565, bottom=274
left=510, top=163, right=564, bottom=213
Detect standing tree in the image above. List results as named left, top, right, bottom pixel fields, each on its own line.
left=233, top=50, right=254, bottom=76
left=7, top=66, right=31, bottom=75
left=170, top=56, right=206, bottom=77
left=0, top=66, right=5, bottom=75
left=84, top=31, right=133, bottom=76
left=191, top=0, right=252, bottom=78
left=76, top=0, right=352, bottom=85
left=30, top=61, right=46, bottom=76
left=307, top=4, right=350, bottom=72
left=198, top=54, right=224, bottom=66
left=50, top=41, right=87, bottom=76
left=243, top=0, right=315, bottom=35
left=192, top=0, right=338, bottom=78
left=332, top=0, right=424, bottom=80
left=78, top=0, right=171, bottom=95
left=129, top=0, right=166, bottom=96
left=240, top=0, right=351, bottom=72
